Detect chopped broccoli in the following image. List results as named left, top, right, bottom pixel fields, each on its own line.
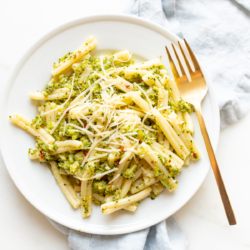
left=46, top=121, right=55, bottom=131
left=168, top=98, right=194, bottom=114
left=149, top=191, right=156, bottom=200
left=137, top=144, right=150, bottom=158
left=92, top=83, right=102, bottom=99
left=31, top=115, right=45, bottom=129
left=95, top=161, right=109, bottom=172
left=34, top=139, right=56, bottom=162
left=70, top=161, right=80, bottom=173
left=92, top=181, right=116, bottom=195
left=43, top=84, right=55, bottom=96
left=48, top=144, right=58, bottom=152
left=178, top=99, right=194, bottom=113
left=142, top=133, right=153, bottom=144
left=158, top=154, right=180, bottom=178
left=133, top=129, right=153, bottom=144
left=122, top=163, right=138, bottom=179
left=112, top=189, right=121, bottom=203
left=153, top=167, right=169, bottom=188
left=85, top=162, right=96, bottom=176
left=80, top=135, right=92, bottom=150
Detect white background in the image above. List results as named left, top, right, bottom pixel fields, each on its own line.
left=0, top=0, right=249, bottom=249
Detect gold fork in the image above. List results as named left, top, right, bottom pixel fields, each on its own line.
left=165, top=40, right=236, bottom=225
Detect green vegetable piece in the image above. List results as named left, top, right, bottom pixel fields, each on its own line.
left=31, top=115, right=45, bottom=129
left=48, top=144, right=58, bottom=152
left=80, top=135, right=92, bottom=150
left=149, top=191, right=156, bottom=200
left=112, top=189, right=121, bottom=203
left=92, top=181, right=116, bottom=195
left=70, top=161, right=80, bottom=173
left=85, top=162, right=96, bottom=176
left=122, top=163, right=137, bottom=179
left=43, top=84, right=55, bottom=96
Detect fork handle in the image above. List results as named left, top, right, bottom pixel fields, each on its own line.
left=194, top=103, right=236, bottom=225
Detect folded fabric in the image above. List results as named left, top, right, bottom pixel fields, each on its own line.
left=50, top=216, right=188, bottom=250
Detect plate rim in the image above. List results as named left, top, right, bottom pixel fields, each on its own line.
left=0, top=13, right=220, bottom=235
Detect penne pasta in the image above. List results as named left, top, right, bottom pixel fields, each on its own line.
left=101, top=187, right=152, bottom=214
left=52, top=36, right=97, bottom=76
left=28, top=91, right=70, bottom=101
left=129, top=57, right=161, bottom=69
left=153, top=109, right=189, bottom=159
left=142, top=73, right=162, bottom=88
left=50, top=161, right=81, bottom=209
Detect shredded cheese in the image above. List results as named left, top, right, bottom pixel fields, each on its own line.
left=74, top=168, right=118, bottom=181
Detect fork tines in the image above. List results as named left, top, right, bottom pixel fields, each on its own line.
left=165, top=39, right=202, bottom=78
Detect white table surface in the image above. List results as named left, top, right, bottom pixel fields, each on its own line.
left=1, top=0, right=250, bottom=249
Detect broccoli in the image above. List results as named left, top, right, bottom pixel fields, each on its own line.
left=48, top=144, right=58, bottom=152
left=136, top=129, right=144, bottom=141
left=153, top=167, right=168, bottom=188
left=92, top=181, right=116, bottom=195
left=137, top=144, right=149, bottom=158
left=85, top=162, right=96, bottom=176
left=178, top=99, right=194, bottom=113
left=34, top=139, right=56, bottom=162
left=142, top=134, right=153, bottom=144
left=105, top=184, right=117, bottom=195
left=95, top=161, right=109, bottom=172
left=144, top=118, right=154, bottom=126
left=168, top=98, right=194, bottom=114
left=70, top=161, right=80, bottom=173
left=92, top=181, right=108, bottom=195
left=120, top=124, right=132, bottom=134
left=75, top=154, right=84, bottom=162
left=46, top=121, right=55, bottom=130
left=134, top=129, right=153, bottom=144
left=57, top=153, right=81, bottom=174
left=61, top=119, right=82, bottom=140
left=168, top=98, right=178, bottom=111
left=92, top=83, right=102, bottom=99
left=153, top=166, right=177, bottom=190
left=80, top=135, right=92, bottom=150
left=43, top=84, right=55, bottom=96
left=158, top=154, right=180, bottom=178
left=112, top=189, right=121, bottom=203
left=122, top=163, right=138, bottom=179
left=149, top=191, right=156, bottom=200
left=31, top=115, right=45, bottom=129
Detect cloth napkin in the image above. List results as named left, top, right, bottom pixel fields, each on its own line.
left=49, top=0, right=250, bottom=249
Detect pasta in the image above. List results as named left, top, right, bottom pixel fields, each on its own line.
left=9, top=36, right=200, bottom=218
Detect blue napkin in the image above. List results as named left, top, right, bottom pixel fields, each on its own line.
left=49, top=0, right=250, bottom=249
left=49, top=216, right=188, bottom=250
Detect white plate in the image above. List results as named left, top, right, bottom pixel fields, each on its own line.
left=0, top=14, right=220, bottom=235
